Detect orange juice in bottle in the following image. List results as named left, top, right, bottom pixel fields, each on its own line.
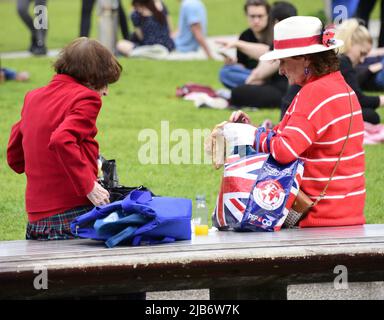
left=194, top=195, right=209, bottom=236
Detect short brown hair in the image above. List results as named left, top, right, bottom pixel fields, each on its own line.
left=243, top=0, right=273, bottom=46
left=306, top=50, right=340, bottom=77
left=54, top=37, right=122, bottom=90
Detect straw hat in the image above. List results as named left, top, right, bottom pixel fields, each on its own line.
left=260, top=16, right=344, bottom=61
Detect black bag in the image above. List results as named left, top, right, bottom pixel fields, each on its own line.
left=98, top=155, right=154, bottom=202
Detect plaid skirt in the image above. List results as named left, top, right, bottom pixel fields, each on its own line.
left=26, top=205, right=94, bottom=241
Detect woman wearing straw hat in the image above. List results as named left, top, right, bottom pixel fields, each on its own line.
left=230, top=16, right=366, bottom=228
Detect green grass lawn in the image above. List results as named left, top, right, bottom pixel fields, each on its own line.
left=0, top=0, right=383, bottom=240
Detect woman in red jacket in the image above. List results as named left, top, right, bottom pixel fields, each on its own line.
left=7, top=37, right=122, bottom=240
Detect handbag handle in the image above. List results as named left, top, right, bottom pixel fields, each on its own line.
left=254, top=127, right=266, bottom=152
left=310, top=84, right=354, bottom=208
left=210, top=121, right=228, bottom=169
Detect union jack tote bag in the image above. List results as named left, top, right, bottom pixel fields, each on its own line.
left=212, top=127, right=304, bottom=231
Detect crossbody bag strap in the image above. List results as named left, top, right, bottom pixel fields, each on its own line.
left=311, top=84, right=354, bottom=208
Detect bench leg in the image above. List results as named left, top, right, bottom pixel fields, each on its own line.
left=210, top=283, right=287, bottom=300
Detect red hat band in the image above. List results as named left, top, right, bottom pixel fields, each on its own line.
left=274, top=35, right=321, bottom=50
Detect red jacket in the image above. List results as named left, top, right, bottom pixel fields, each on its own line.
left=7, top=74, right=101, bottom=222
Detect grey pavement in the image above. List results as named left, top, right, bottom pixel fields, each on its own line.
left=0, top=35, right=237, bottom=61
left=288, top=282, right=384, bottom=300
left=1, top=48, right=60, bottom=60
left=146, top=289, right=210, bottom=300
left=147, top=282, right=384, bottom=300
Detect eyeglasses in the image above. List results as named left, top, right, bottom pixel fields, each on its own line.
left=247, top=14, right=267, bottom=20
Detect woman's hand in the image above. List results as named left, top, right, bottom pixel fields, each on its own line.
left=223, top=55, right=236, bottom=65
left=368, top=62, right=383, bottom=74
left=229, top=110, right=252, bottom=125
left=215, top=39, right=238, bottom=49
left=87, top=181, right=110, bottom=206
left=116, top=40, right=135, bottom=57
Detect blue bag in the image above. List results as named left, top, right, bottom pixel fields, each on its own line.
left=239, top=154, right=304, bottom=232
left=70, top=190, right=192, bottom=247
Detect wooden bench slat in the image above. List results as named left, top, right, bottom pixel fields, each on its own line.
left=1, top=235, right=384, bottom=263
left=2, top=224, right=384, bottom=254
left=1, top=225, right=384, bottom=261
left=1, top=225, right=384, bottom=269
left=1, top=224, right=384, bottom=299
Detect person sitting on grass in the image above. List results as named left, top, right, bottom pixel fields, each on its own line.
left=217, top=0, right=273, bottom=89
left=173, top=0, right=213, bottom=59
left=0, top=59, right=29, bottom=83
left=0, top=68, right=29, bottom=83
left=229, top=1, right=298, bottom=110
left=116, top=0, right=175, bottom=59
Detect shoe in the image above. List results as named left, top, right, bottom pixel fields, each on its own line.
left=184, top=92, right=229, bottom=109
left=31, top=44, right=47, bottom=56
left=215, top=88, right=232, bottom=100
left=199, top=95, right=229, bottom=109
left=30, top=34, right=47, bottom=55
left=29, top=33, right=37, bottom=53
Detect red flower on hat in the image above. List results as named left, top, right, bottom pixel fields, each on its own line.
left=322, top=24, right=336, bottom=47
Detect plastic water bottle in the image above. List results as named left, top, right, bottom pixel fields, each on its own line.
left=194, top=195, right=209, bottom=236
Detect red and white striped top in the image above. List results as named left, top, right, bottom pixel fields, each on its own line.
left=257, top=71, right=366, bottom=227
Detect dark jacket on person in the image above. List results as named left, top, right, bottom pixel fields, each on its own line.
left=281, top=55, right=381, bottom=124
left=339, top=54, right=380, bottom=110
left=237, top=28, right=260, bottom=69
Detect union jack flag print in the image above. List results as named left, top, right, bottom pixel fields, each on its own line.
left=212, top=153, right=304, bottom=231
left=212, top=153, right=268, bottom=229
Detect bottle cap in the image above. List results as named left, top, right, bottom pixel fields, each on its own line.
left=196, top=194, right=206, bottom=201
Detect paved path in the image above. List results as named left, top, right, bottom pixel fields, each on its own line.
left=0, top=35, right=237, bottom=61
left=1, top=19, right=381, bottom=60
left=1, top=18, right=382, bottom=60
left=147, top=282, right=384, bottom=300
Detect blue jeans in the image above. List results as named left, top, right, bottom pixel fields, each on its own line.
left=219, top=64, right=252, bottom=89
left=376, top=70, right=384, bottom=88
left=1, top=68, right=17, bottom=80
left=358, top=56, right=384, bottom=89
left=373, top=57, right=384, bottom=89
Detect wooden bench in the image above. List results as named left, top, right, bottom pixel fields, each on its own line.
left=1, top=224, right=384, bottom=299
